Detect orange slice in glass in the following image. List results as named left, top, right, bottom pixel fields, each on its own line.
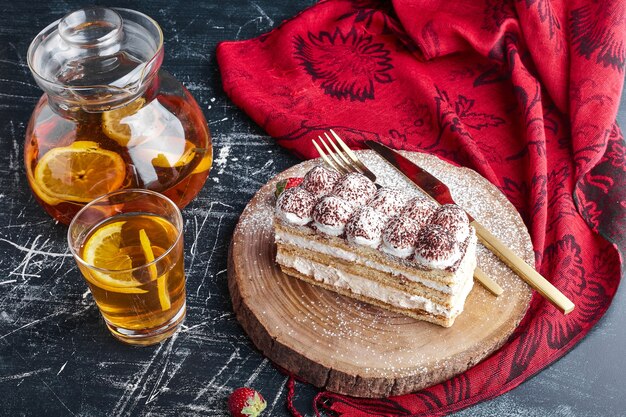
left=139, top=228, right=171, bottom=311
left=33, top=141, right=125, bottom=203
left=81, top=221, right=147, bottom=294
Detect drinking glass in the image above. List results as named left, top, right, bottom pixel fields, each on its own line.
left=68, top=189, right=185, bottom=345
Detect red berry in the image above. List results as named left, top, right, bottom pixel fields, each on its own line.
left=228, top=387, right=267, bottom=417
left=275, top=177, right=303, bottom=198
left=285, top=177, right=303, bottom=189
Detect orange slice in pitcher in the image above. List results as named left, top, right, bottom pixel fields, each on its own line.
left=82, top=221, right=147, bottom=294
left=139, top=229, right=171, bottom=311
left=33, top=141, right=125, bottom=203
left=191, top=149, right=212, bottom=174
left=102, top=98, right=146, bottom=146
left=128, top=138, right=202, bottom=169
left=149, top=139, right=197, bottom=168
left=28, top=172, right=62, bottom=206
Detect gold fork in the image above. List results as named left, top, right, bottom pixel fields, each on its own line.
left=312, top=129, right=504, bottom=297
left=312, top=130, right=377, bottom=182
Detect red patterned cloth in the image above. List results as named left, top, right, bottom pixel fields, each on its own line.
left=217, top=0, right=626, bottom=415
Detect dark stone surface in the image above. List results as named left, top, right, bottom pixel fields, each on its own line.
left=0, top=1, right=623, bottom=416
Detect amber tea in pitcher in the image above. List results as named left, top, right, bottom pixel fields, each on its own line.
left=25, top=7, right=212, bottom=224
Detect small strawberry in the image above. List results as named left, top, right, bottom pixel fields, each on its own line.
left=275, top=177, right=303, bottom=198
left=228, top=387, right=267, bottom=417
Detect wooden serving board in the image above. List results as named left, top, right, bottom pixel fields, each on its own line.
left=228, top=151, right=533, bottom=398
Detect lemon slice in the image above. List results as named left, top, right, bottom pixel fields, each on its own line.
left=139, top=229, right=171, bottom=311
left=149, top=140, right=197, bottom=168
left=102, top=98, right=146, bottom=146
left=191, top=148, right=212, bottom=175
left=33, top=141, right=125, bottom=203
left=28, top=173, right=62, bottom=206
left=128, top=138, right=202, bottom=169
left=82, top=221, right=147, bottom=294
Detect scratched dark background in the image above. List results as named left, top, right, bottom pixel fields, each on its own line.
left=0, top=1, right=624, bottom=416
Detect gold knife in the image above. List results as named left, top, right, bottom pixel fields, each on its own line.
left=365, top=140, right=575, bottom=314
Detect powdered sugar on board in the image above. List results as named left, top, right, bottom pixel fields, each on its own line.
left=230, top=150, right=533, bottom=394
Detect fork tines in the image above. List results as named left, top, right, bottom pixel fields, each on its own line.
left=312, top=129, right=376, bottom=182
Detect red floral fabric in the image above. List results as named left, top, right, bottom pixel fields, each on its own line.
left=217, top=0, right=626, bottom=415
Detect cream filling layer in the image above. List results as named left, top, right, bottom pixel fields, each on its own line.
left=313, top=221, right=344, bottom=237
left=275, top=229, right=475, bottom=294
left=277, top=252, right=474, bottom=318
left=413, top=247, right=462, bottom=270
left=276, top=209, right=311, bottom=226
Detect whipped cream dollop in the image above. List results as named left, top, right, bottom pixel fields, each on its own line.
left=400, top=196, right=437, bottom=226
left=331, top=172, right=377, bottom=206
left=275, top=187, right=317, bottom=226
left=367, top=187, right=410, bottom=216
left=430, top=204, right=470, bottom=242
left=301, top=165, right=341, bottom=197
left=381, top=216, right=421, bottom=258
left=345, top=206, right=388, bottom=249
left=313, top=195, right=355, bottom=237
left=414, top=224, right=461, bottom=269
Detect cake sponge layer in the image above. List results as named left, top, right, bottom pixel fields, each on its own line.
left=276, top=248, right=476, bottom=326
left=278, top=262, right=457, bottom=327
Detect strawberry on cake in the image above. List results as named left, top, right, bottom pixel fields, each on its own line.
left=274, top=165, right=477, bottom=327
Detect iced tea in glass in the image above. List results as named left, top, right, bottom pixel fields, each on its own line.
left=68, top=189, right=185, bottom=345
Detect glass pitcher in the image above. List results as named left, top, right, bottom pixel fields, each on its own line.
left=25, top=7, right=212, bottom=224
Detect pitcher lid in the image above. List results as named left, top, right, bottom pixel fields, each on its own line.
left=27, top=7, right=163, bottom=108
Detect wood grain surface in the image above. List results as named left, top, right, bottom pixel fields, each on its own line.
left=229, top=151, right=533, bottom=397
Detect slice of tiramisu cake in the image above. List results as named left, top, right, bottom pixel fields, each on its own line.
left=274, top=165, right=477, bottom=327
